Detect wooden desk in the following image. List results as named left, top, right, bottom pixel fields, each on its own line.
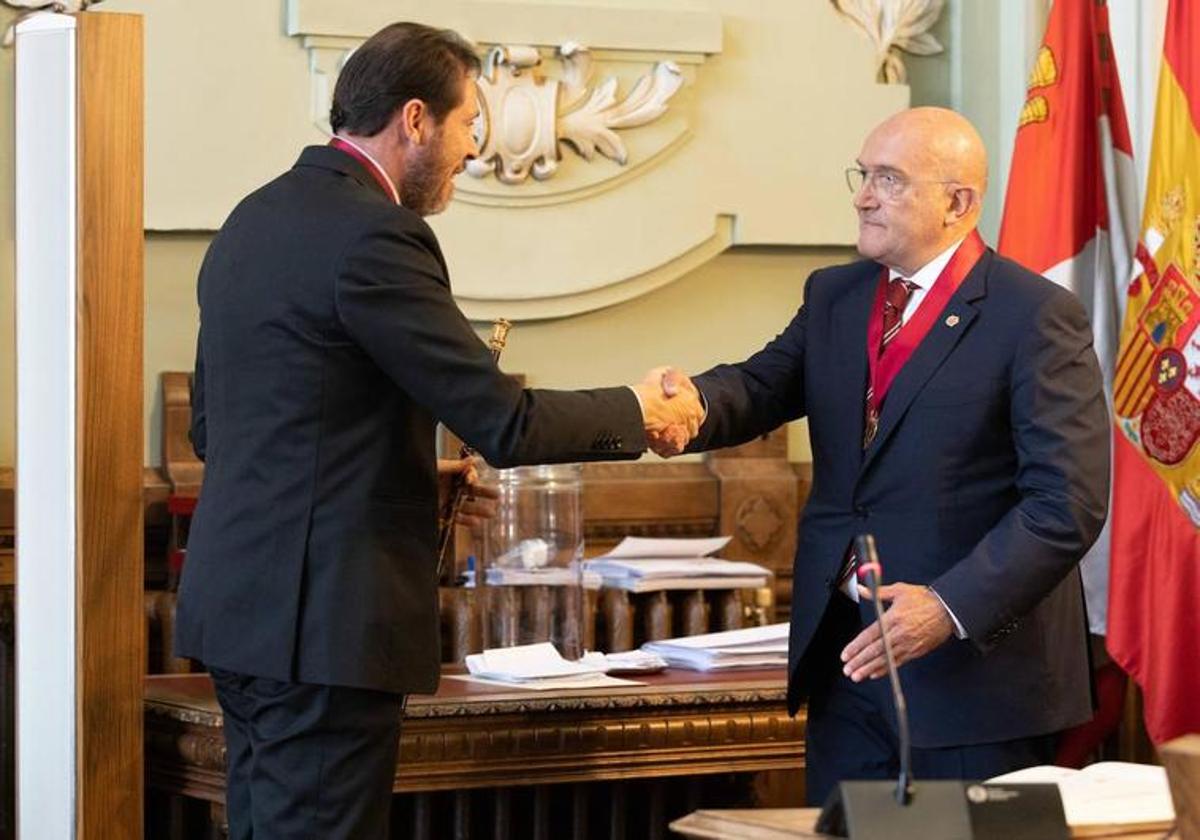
left=146, top=667, right=804, bottom=839
left=672, top=808, right=824, bottom=838
left=671, top=808, right=1168, bottom=839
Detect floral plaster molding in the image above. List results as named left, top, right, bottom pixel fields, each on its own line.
left=830, top=0, right=945, bottom=83
left=468, top=43, right=684, bottom=185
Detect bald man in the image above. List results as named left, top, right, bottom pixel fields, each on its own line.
left=643, top=108, right=1109, bottom=802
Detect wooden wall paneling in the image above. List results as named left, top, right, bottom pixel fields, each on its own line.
left=0, top=467, right=11, bottom=835
left=160, top=372, right=203, bottom=497
left=0, top=469, right=13, bottom=587
left=1160, top=734, right=1200, bottom=840
left=76, top=12, right=145, bottom=840
left=708, top=430, right=799, bottom=621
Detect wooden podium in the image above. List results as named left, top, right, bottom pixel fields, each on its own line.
left=14, top=11, right=144, bottom=840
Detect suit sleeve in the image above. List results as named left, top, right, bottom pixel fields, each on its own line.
left=334, top=223, right=645, bottom=467
left=931, top=289, right=1110, bottom=653
left=190, top=326, right=207, bottom=462
left=686, top=274, right=812, bottom=452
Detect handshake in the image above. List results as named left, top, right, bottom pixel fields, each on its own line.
left=631, top=367, right=703, bottom=457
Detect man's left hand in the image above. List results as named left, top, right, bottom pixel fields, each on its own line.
left=840, top=583, right=954, bottom=682
left=437, top=457, right=499, bottom=528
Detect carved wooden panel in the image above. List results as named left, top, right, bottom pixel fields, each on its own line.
left=144, top=669, right=803, bottom=800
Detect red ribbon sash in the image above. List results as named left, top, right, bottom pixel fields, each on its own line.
left=328, top=137, right=399, bottom=204
left=865, top=229, right=987, bottom=416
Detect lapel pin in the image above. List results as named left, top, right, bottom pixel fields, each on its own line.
left=945, top=314, right=960, bottom=328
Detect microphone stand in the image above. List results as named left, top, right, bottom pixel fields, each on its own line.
left=816, top=536, right=1072, bottom=838
left=435, top=318, right=512, bottom=580
left=854, top=533, right=912, bottom=806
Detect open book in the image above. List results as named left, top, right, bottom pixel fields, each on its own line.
left=988, top=762, right=1175, bottom=836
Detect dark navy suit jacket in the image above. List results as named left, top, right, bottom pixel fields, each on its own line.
left=176, top=147, right=645, bottom=695
left=692, top=248, right=1109, bottom=747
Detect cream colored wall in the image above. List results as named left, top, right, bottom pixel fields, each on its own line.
left=144, top=231, right=846, bottom=465
left=1, top=0, right=1049, bottom=468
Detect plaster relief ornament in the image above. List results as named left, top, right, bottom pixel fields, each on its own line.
left=829, top=0, right=945, bottom=84
left=2, top=0, right=101, bottom=46
left=467, top=42, right=684, bottom=185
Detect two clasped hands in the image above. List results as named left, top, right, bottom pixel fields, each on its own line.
left=631, top=366, right=704, bottom=457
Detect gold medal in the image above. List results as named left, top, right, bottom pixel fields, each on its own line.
left=863, top=410, right=879, bottom=448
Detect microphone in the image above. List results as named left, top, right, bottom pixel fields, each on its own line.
left=853, top=533, right=912, bottom=806
left=815, top=537, right=1072, bottom=837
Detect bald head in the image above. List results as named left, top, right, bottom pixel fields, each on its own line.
left=871, top=107, right=988, bottom=196
left=852, top=107, right=989, bottom=274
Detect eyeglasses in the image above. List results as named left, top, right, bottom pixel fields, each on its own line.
left=845, top=167, right=957, bottom=201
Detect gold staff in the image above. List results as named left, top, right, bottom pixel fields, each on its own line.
left=436, top=318, right=512, bottom=578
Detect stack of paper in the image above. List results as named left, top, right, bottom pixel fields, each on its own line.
left=484, top=567, right=602, bottom=588
left=641, top=623, right=789, bottom=671
left=585, top=536, right=771, bottom=592
left=459, top=643, right=643, bottom=690
left=988, top=762, right=1175, bottom=836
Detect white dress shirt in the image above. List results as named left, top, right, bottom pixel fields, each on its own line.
left=888, top=236, right=966, bottom=325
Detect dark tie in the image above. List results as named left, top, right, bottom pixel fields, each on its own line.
left=863, top=278, right=918, bottom=447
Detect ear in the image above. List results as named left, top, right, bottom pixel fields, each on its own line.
left=945, top=185, right=978, bottom=225
left=396, top=98, right=430, bottom=146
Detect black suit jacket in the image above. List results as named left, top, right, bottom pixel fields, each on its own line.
left=176, top=146, right=645, bottom=694
left=691, top=249, right=1109, bottom=747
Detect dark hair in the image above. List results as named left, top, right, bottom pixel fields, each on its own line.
left=330, top=22, right=481, bottom=136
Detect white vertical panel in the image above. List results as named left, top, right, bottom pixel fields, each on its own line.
left=1108, top=0, right=1168, bottom=199
left=14, top=12, right=78, bottom=840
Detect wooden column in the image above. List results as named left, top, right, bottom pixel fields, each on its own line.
left=14, top=11, right=144, bottom=840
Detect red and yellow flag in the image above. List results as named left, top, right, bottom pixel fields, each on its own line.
left=1107, top=0, right=1200, bottom=746
left=999, top=0, right=1137, bottom=637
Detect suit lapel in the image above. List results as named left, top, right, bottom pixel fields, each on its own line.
left=859, top=250, right=993, bottom=476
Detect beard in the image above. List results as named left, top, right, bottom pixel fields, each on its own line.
left=400, top=144, right=453, bottom=216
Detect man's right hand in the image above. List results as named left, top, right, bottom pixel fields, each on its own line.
left=632, top=366, right=703, bottom=457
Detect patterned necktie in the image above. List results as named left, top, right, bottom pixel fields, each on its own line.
left=863, top=278, right=918, bottom=447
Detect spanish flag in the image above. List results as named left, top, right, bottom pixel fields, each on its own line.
left=1106, top=0, right=1200, bottom=746
left=998, top=0, right=1137, bottom=639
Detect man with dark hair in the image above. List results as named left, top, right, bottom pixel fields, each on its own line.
left=176, top=21, right=702, bottom=840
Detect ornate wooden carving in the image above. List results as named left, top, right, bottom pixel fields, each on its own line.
left=145, top=670, right=802, bottom=797
left=709, top=433, right=801, bottom=621
left=160, top=372, right=203, bottom=498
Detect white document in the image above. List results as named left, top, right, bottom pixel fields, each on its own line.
left=641, top=623, right=789, bottom=671
left=465, top=642, right=600, bottom=681
left=585, top=558, right=770, bottom=579
left=485, top=567, right=602, bottom=588
left=596, top=536, right=732, bottom=560
left=644, top=622, right=789, bottom=650
left=988, top=762, right=1174, bottom=830
left=584, top=557, right=771, bottom=592
left=446, top=672, right=644, bottom=691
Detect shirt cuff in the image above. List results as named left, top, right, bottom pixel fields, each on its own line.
left=928, top=585, right=967, bottom=639
left=627, top=384, right=645, bottom=415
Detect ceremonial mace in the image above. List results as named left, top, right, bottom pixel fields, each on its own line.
left=436, top=318, right=513, bottom=578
